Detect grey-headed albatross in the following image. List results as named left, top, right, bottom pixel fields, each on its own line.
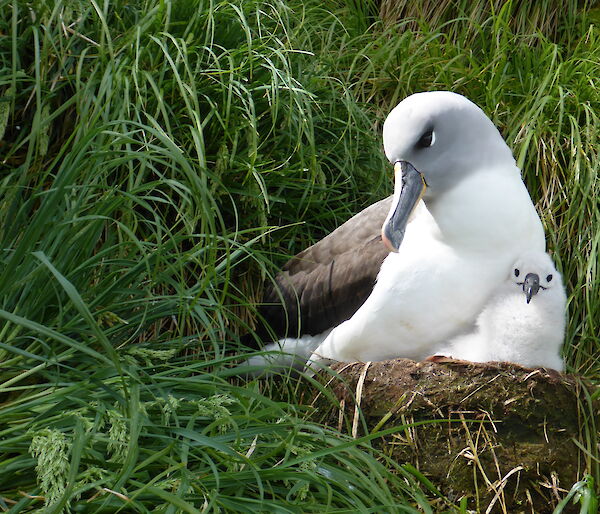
left=245, top=91, right=545, bottom=373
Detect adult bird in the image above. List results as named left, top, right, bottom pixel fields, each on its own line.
left=249, top=91, right=546, bottom=370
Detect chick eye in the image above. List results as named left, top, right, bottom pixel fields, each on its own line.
left=546, top=274, right=553, bottom=282
left=417, top=129, right=434, bottom=148
left=514, top=268, right=520, bottom=277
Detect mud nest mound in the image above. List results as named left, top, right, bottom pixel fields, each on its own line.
left=305, top=358, right=598, bottom=513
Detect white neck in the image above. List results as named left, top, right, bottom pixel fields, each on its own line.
left=425, top=166, right=544, bottom=255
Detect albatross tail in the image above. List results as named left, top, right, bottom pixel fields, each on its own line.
left=240, top=330, right=332, bottom=377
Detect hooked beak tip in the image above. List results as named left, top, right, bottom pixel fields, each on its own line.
left=381, top=230, right=399, bottom=253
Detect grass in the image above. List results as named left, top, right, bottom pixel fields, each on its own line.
left=0, top=0, right=598, bottom=511
left=376, top=0, right=593, bottom=45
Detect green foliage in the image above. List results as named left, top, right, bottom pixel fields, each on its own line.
left=0, top=0, right=598, bottom=510
left=29, top=429, right=70, bottom=508
left=376, top=0, right=592, bottom=45
left=554, top=475, right=599, bottom=513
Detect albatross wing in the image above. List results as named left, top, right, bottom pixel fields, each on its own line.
left=254, top=197, right=392, bottom=342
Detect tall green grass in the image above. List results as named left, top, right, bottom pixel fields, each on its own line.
left=0, top=0, right=598, bottom=510
left=377, top=0, right=593, bottom=45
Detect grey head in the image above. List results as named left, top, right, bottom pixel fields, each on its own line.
left=380, top=91, right=516, bottom=251
left=510, top=251, right=563, bottom=304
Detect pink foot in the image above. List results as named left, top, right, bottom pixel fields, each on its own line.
left=425, top=354, right=453, bottom=363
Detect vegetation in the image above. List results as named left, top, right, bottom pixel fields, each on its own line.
left=0, top=0, right=598, bottom=511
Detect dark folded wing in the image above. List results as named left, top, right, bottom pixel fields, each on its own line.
left=255, top=196, right=392, bottom=342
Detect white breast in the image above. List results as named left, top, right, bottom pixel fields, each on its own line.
left=311, top=169, right=545, bottom=363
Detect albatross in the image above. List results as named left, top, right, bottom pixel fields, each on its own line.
left=431, top=251, right=566, bottom=371
left=248, top=91, right=546, bottom=372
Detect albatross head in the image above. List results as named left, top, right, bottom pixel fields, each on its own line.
left=511, top=251, right=563, bottom=304
left=381, top=91, right=515, bottom=252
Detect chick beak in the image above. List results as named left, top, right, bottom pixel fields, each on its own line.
left=523, top=273, right=540, bottom=304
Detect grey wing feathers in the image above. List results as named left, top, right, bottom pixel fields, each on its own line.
left=256, top=197, right=392, bottom=341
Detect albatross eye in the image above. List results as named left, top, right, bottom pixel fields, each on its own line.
left=417, top=129, right=434, bottom=148
left=546, top=274, right=553, bottom=282
left=514, top=268, right=520, bottom=277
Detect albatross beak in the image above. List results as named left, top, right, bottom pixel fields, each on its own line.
left=382, top=161, right=427, bottom=252
left=523, top=273, right=540, bottom=304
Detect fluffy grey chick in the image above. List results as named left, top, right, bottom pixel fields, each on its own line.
left=433, top=251, right=567, bottom=371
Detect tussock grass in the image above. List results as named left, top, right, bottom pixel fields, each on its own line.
left=376, top=0, right=593, bottom=44
left=0, top=0, right=598, bottom=510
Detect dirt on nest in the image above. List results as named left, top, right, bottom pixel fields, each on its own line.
left=303, top=358, right=598, bottom=513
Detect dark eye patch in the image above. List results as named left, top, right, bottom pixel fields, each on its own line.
left=416, top=129, right=434, bottom=148
left=546, top=274, right=553, bottom=282
left=514, top=268, right=520, bottom=277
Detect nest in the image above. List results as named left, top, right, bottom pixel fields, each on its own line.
left=306, top=358, right=598, bottom=513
